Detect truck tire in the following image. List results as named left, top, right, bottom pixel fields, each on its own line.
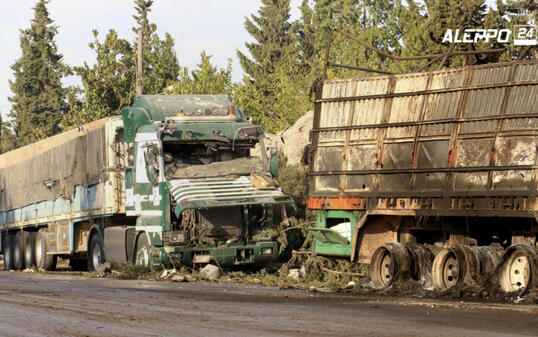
left=88, top=233, right=104, bottom=272
left=134, top=233, right=151, bottom=268
left=13, top=231, right=25, bottom=270
left=24, top=231, right=37, bottom=268
left=35, top=231, right=57, bottom=271
left=2, top=233, right=14, bottom=270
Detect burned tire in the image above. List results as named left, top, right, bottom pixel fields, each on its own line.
left=432, top=247, right=464, bottom=290
left=2, top=233, right=14, bottom=270
left=432, top=245, right=502, bottom=291
left=35, top=231, right=57, bottom=271
left=406, top=244, right=440, bottom=289
left=134, top=233, right=151, bottom=269
left=369, top=242, right=412, bottom=289
left=497, top=244, right=537, bottom=295
left=24, top=231, right=37, bottom=268
left=87, top=233, right=104, bottom=272
left=13, top=231, right=25, bottom=270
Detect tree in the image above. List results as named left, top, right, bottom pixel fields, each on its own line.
left=297, top=0, right=407, bottom=76
left=63, top=0, right=180, bottom=128
left=400, top=0, right=525, bottom=68
left=0, top=114, right=16, bottom=154
left=237, top=0, right=310, bottom=132
left=8, top=0, right=69, bottom=146
left=238, top=0, right=294, bottom=85
left=165, top=51, right=233, bottom=96
left=132, top=0, right=179, bottom=94
left=484, top=0, right=538, bottom=60
left=143, top=28, right=180, bottom=94
left=62, top=30, right=134, bottom=129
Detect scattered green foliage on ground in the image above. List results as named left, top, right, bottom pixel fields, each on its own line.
left=222, top=254, right=368, bottom=290
left=108, top=261, right=160, bottom=280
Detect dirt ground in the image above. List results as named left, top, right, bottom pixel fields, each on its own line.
left=0, top=271, right=536, bottom=337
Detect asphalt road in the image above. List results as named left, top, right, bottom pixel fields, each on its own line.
left=0, top=271, right=536, bottom=337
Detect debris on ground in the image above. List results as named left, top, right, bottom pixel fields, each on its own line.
left=107, top=261, right=159, bottom=280
left=160, top=268, right=186, bottom=282
left=200, top=264, right=221, bottom=281
left=97, top=262, right=112, bottom=277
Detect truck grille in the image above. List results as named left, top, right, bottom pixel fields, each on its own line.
left=167, top=177, right=286, bottom=205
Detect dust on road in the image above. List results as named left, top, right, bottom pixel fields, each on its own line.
left=0, top=271, right=536, bottom=337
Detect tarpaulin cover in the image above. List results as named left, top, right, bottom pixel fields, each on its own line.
left=166, top=157, right=266, bottom=179
left=0, top=118, right=109, bottom=212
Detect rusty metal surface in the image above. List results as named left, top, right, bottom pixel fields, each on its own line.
left=309, top=60, right=538, bottom=216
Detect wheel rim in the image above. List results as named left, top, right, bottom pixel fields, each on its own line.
left=433, top=249, right=460, bottom=290
left=370, top=246, right=395, bottom=288
left=136, top=247, right=149, bottom=268
left=441, top=254, right=459, bottom=288
left=91, top=241, right=101, bottom=270
left=35, top=237, right=43, bottom=267
left=500, top=252, right=530, bottom=292
left=379, top=251, right=393, bottom=286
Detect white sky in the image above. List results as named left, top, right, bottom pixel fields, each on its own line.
left=0, top=0, right=302, bottom=119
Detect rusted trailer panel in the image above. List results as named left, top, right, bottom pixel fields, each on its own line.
left=309, top=60, right=537, bottom=217
left=307, top=60, right=538, bottom=270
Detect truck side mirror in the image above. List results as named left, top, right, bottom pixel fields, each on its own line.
left=269, top=148, right=279, bottom=178
left=143, top=144, right=160, bottom=185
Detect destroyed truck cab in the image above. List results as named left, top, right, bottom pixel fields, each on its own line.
left=122, top=95, right=294, bottom=268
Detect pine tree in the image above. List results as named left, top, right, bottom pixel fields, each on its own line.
left=8, top=0, right=68, bottom=146
left=238, top=0, right=294, bottom=88
left=236, top=0, right=310, bottom=132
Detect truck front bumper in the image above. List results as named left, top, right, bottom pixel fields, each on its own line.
left=152, top=241, right=278, bottom=267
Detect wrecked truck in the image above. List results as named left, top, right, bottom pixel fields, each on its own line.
left=0, top=95, right=294, bottom=271
left=307, top=30, right=537, bottom=294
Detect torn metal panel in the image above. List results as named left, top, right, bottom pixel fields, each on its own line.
left=168, top=177, right=294, bottom=214
left=309, top=60, right=538, bottom=217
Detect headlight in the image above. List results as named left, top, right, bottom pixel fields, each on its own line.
left=261, top=247, right=273, bottom=256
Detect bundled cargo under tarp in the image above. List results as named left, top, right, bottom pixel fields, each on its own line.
left=0, top=117, right=126, bottom=226
left=309, top=60, right=538, bottom=217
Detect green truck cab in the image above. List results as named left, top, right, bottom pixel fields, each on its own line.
left=121, top=95, right=294, bottom=268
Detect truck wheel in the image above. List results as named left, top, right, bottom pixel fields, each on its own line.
left=88, top=233, right=104, bottom=272
left=135, top=234, right=151, bottom=268
left=2, top=233, right=14, bottom=270
left=24, top=231, right=37, bottom=268
left=35, top=231, right=57, bottom=271
left=498, top=244, right=536, bottom=295
left=13, top=231, right=25, bottom=270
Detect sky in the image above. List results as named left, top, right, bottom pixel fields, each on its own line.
left=0, top=0, right=302, bottom=120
